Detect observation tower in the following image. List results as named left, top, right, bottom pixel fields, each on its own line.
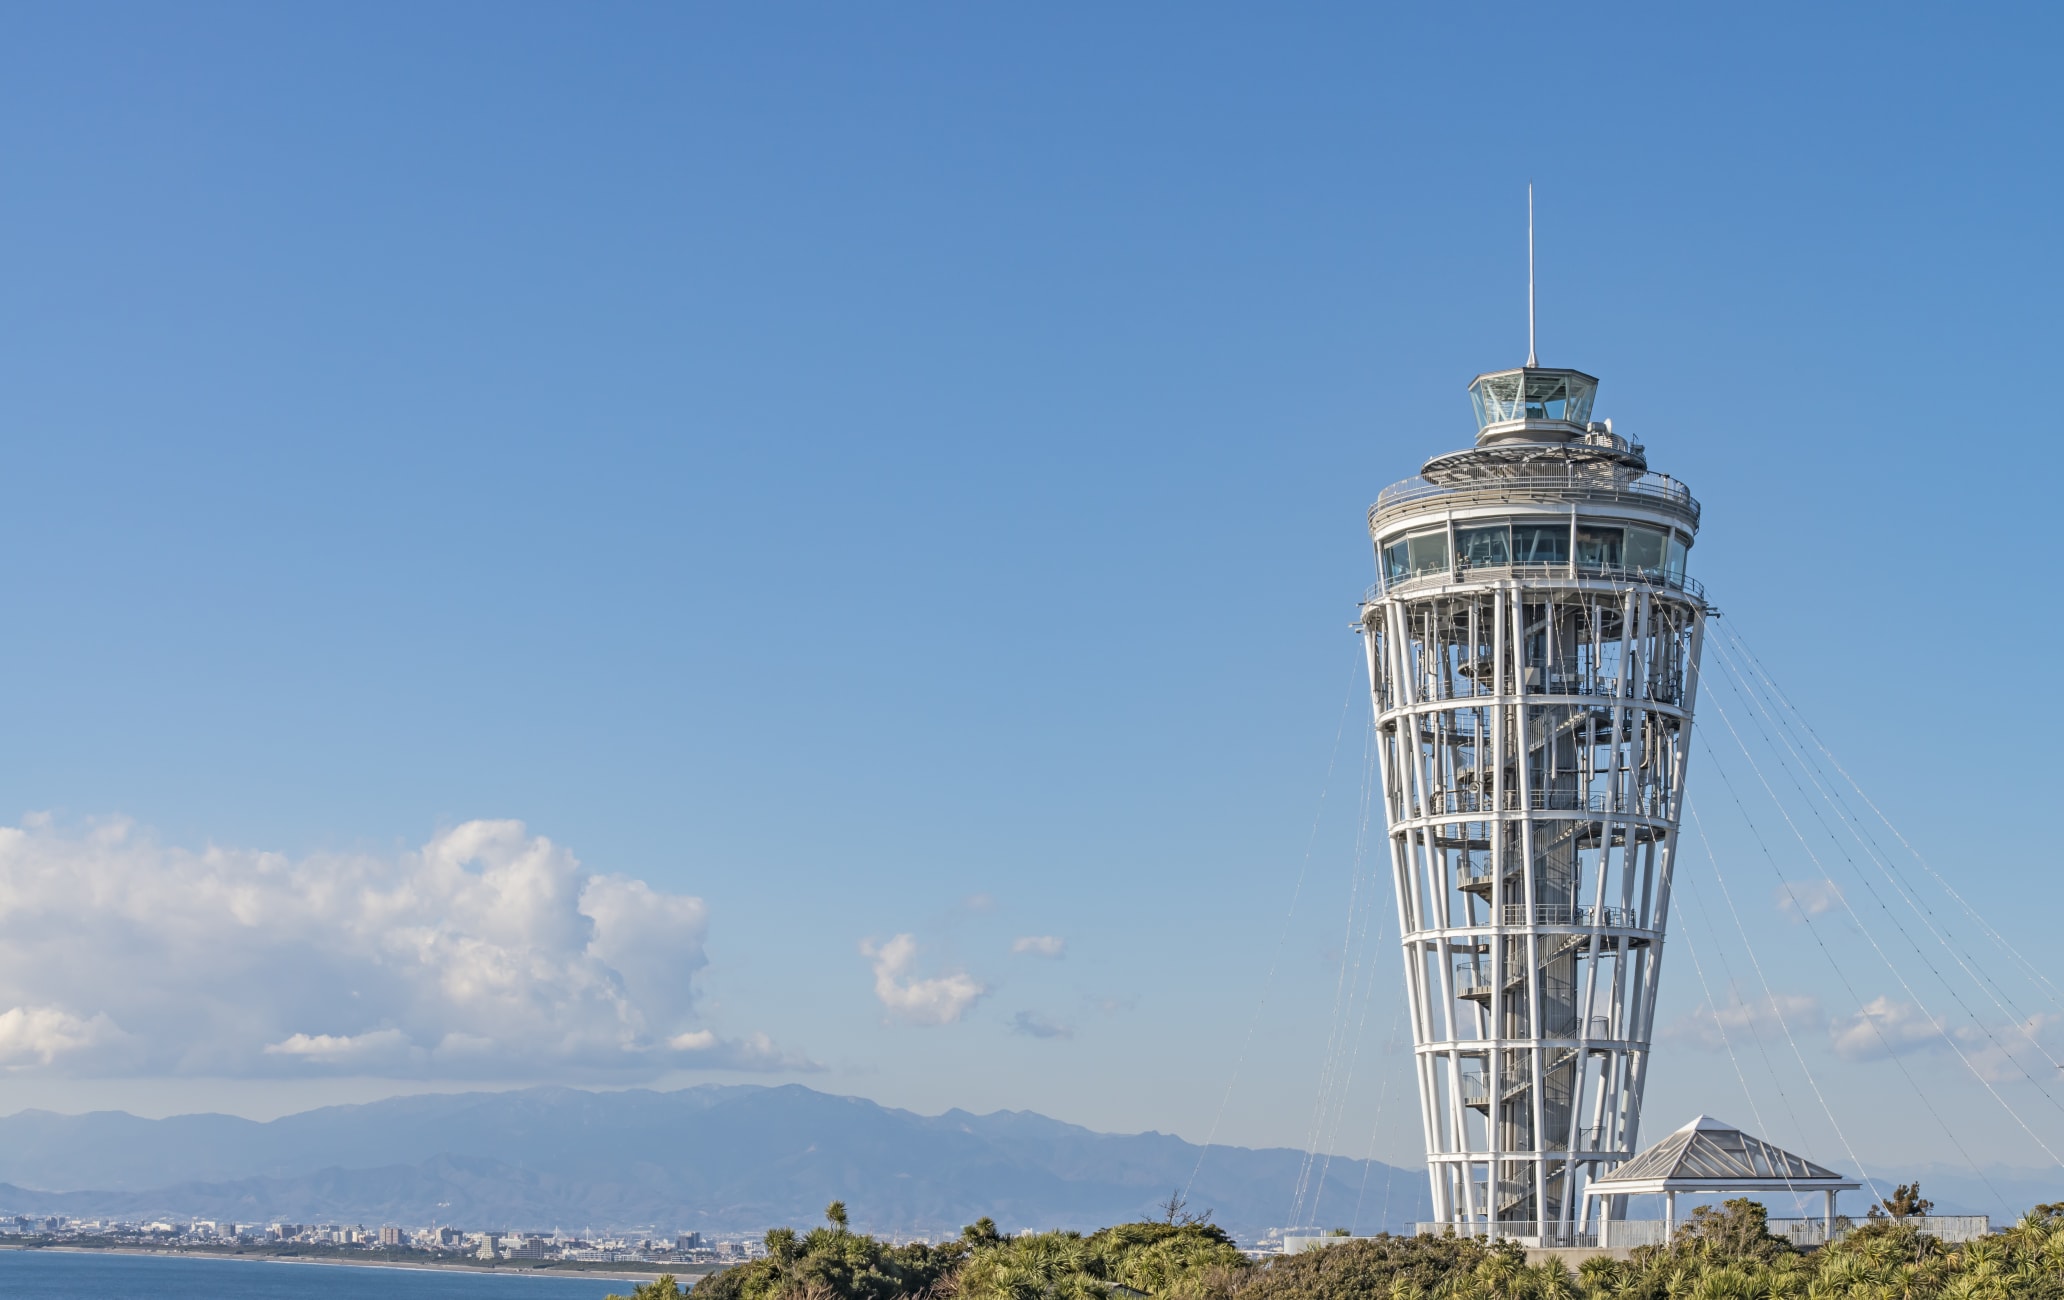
left=1359, top=357, right=1709, bottom=1242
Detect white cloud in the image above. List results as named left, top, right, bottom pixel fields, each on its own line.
left=1011, top=935, right=1065, bottom=958
left=1775, top=879, right=1845, bottom=921
left=1666, top=985, right=2064, bottom=1084
left=860, top=934, right=986, bottom=1026
left=263, top=1029, right=412, bottom=1065
left=1664, top=993, right=1824, bottom=1051
left=579, top=874, right=711, bottom=1029
left=0, top=814, right=810, bottom=1079
left=1963, top=1013, right=2064, bottom=1083
left=1827, top=998, right=2063, bottom=1081
left=0, top=1005, right=126, bottom=1068
left=1830, top=996, right=1947, bottom=1060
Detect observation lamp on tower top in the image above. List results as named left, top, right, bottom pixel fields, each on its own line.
left=1468, top=366, right=1598, bottom=445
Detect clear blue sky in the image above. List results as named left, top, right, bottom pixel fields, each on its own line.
left=0, top=3, right=2058, bottom=1192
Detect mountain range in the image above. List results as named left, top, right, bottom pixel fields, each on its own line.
left=0, top=1084, right=1428, bottom=1241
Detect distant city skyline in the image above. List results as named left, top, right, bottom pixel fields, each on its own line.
left=0, top=4, right=2057, bottom=1188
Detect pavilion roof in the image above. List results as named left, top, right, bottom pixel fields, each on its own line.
left=1586, top=1116, right=1858, bottom=1195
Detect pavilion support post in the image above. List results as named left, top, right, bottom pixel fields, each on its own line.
left=1824, top=1189, right=1835, bottom=1242
left=1665, top=1190, right=1676, bottom=1237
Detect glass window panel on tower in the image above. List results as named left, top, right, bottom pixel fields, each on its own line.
left=1563, top=378, right=1597, bottom=425
left=1525, top=372, right=1572, bottom=422
left=1624, top=527, right=1666, bottom=575
left=1514, top=371, right=1599, bottom=424
left=1384, top=539, right=1410, bottom=583
left=1667, top=536, right=1689, bottom=583
left=1472, top=373, right=1524, bottom=426
left=1407, top=529, right=1450, bottom=576
left=1457, top=524, right=1511, bottom=568
left=1511, top=522, right=1569, bottom=565
left=1575, top=525, right=1623, bottom=569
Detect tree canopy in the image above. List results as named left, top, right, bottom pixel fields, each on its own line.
left=648, top=1197, right=2064, bottom=1300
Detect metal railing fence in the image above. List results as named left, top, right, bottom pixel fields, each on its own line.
left=1499, top=903, right=1639, bottom=928
left=1370, top=472, right=1701, bottom=527
left=1365, top=561, right=1706, bottom=605
left=1411, top=789, right=1670, bottom=818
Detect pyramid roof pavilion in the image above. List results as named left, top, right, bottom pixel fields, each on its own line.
left=1585, top=1116, right=1860, bottom=1197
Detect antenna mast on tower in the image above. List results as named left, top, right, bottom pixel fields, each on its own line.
left=1527, top=183, right=1537, bottom=366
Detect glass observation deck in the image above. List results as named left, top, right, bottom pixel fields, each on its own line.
left=1469, top=367, right=1598, bottom=439
left=1372, top=514, right=1696, bottom=599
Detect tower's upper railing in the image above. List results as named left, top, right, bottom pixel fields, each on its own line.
left=1370, top=471, right=1701, bottom=534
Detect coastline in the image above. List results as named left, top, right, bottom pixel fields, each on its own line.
left=3, top=1243, right=722, bottom=1285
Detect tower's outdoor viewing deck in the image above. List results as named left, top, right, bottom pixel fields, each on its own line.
left=1370, top=470, right=1700, bottom=533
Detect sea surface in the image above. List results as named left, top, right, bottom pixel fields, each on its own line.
left=0, top=1250, right=646, bottom=1298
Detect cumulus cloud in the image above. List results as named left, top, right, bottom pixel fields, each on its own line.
left=264, top=1029, right=413, bottom=1065
left=1963, top=1013, right=2064, bottom=1083
left=1664, top=993, right=1824, bottom=1051
left=0, top=814, right=809, bottom=1078
left=1829, top=998, right=2064, bottom=1082
left=1009, top=1011, right=1073, bottom=1040
left=1775, top=879, right=1845, bottom=921
left=1830, top=996, right=1951, bottom=1060
left=861, top=934, right=985, bottom=1025
left=0, top=1006, right=127, bottom=1068
left=1011, top=935, right=1065, bottom=958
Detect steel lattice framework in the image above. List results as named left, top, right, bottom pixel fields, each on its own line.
left=1359, top=365, right=1710, bottom=1243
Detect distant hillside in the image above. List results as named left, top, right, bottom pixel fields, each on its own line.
left=0, top=1084, right=1427, bottom=1240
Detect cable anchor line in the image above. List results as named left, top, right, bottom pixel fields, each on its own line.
left=1185, top=648, right=1364, bottom=1203
left=1707, top=635, right=2064, bottom=1101
left=1699, top=680, right=2061, bottom=1173
left=1721, top=623, right=2064, bottom=1023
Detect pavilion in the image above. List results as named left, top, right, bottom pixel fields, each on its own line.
left=1584, top=1115, right=1860, bottom=1245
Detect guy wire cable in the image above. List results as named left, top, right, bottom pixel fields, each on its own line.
left=1676, top=872, right=1788, bottom=1158
left=1696, top=725, right=2014, bottom=1198
left=1685, top=803, right=1852, bottom=1202
left=1350, top=996, right=1407, bottom=1235
left=1307, top=727, right=1396, bottom=1223
left=1711, top=635, right=2064, bottom=1092
left=1290, top=710, right=1379, bottom=1224
left=1716, top=627, right=2064, bottom=1059
left=1185, top=649, right=1362, bottom=1201
left=1703, top=667, right=2064, bottom=1158
left=1724, top=624, right=2064, bottom=1015
left=1308, top=842, right=1390, bottom=1226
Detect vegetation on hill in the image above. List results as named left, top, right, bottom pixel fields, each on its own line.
left=1572, top=1197, right=2064, bottom=1299
left=1228, top=1230, right=1523, bottom=1300
left=952, top=1216, right=1247, bottom=1300
left=678, top=1202, right=971, bottom=1300
left=609, top=1195, right=2064, bottom=1300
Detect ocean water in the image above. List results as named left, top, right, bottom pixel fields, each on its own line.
left=0, top=1250, right=649, bottom=1298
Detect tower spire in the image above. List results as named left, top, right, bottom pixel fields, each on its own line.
left=1527, top=182, right=1537, bottom=366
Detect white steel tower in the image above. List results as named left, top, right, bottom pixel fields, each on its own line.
left=1360, top=364, right=1708, bottom=1243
